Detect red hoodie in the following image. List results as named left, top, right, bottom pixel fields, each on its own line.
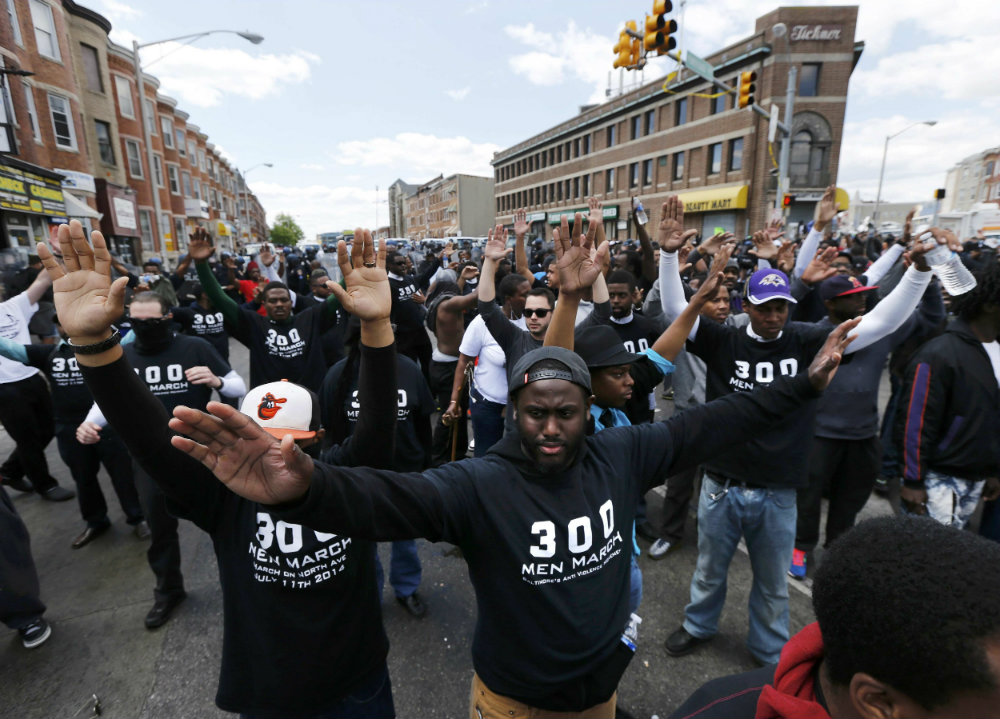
left=755, top=622, right=830, bottom=719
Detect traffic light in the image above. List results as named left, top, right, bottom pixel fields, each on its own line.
left=613, top=29, right=631, bottom=68
left=627, top=20, right=641, bottom=67
left=782, top=194, right=795, bottom=208
left=644, top=0, right=677, bottom=54
left=934, top=188, right=946, bottom=200
left=738, top=70, right=757, bottom=109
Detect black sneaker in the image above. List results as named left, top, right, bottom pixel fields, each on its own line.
left=20, top=618, right=51, bottom=649
left=40, top=486, right=76, bottom=502
left=665, top=626, right=712, bottom=657
left=397, top=592, right=427, bottom=618
left=2, top=475, right=34, bottom=493
left=873, top=476, right=891, bottom=496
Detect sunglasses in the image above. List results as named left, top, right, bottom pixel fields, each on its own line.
left=523, top=308, right=551, bottom=318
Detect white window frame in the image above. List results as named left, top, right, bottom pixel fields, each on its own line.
left=7, top=0, right=23, bottom=46
left=138, top=209, right=154, bottom=252
left=47, top=92, right=77, bottom=150
left=144, top=99, right=156, bottom=135
left=175, top=128, right=185, bottom=156
left=192, top=178, right=201, bottom=199
left=167, top=164, right=180, bottom=195
left=114, top=76, right=134, bottom=119
left=160, top=117, right=174, bottom=147
left=29, top=0, right=60, bottom=61
left=22, top=82, right=41, bottom=143
left=181, top=171, right=191, bottom=197
left=94, top=119, right=114, bottom=165
left=186, top=139, right=196, bottom=159
left=198, top=150, right=206, bottom=171
left=125, top=139, right=143, bottom=179
left=152, top=154, right=164, bottom=187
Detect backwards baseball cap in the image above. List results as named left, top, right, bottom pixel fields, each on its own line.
left=746, top=268, right=797, bottom=305
left=820, top=275, right=877, bottom=302
left=575, top=326, right=641, bottom=369
left=241, top=379, right=320, bottom=440
left=508, top=346, right=592, bottom=397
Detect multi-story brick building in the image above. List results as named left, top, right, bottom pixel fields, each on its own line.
left=492, top=5, right=860, bottom=241
left=0, top=0, right=267, bottom=265
left=404, top=173, right=494, bottom=239
left=943, top=147, right=1000, bottom=212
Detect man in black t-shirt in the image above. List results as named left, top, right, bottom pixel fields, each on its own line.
left=171, top=282, right=229, bottom=361
left=387, top=250, right=438, bottom=380
left=78, top=292, right=246, bottom=630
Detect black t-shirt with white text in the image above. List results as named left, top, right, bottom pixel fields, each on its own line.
left=607, top=312, right=662, bottom=424
left=173, top=304, right=230, bottom=361
left=686, top=320, right=828, bottom=488
left=25, top=342, right=92, bottom=424
left=124, top=334, right=232, bottom=415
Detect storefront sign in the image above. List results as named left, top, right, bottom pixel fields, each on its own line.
left=55, top=168, right=97, bottom=194
left=113, top=197, right=137, bottom=230
left=95, top=179, right=139, bottom=238
left=790, top=25, right=842, bottom=42
left=527, top=212, right=546, bottom=223
left=0, top=163, right=67, bottom=220
left=547, top=206, right=618, bottom=224
left=677, top=186, right=749, bottom=214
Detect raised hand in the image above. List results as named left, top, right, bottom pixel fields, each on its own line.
left=588, top=196, right=603, bottom=227
left=802, top=247, right=839, bottom=286
left=169, top=402, right=313, bottom=505
left=513, top=210, right=529, bottom=237
left=692, top=243, right=735, bottom=307
left=813, top=185, right=839, bottom=231
left=748, top=230, right=778, bottom=260
left=699, top=231, right=735, bottom=257
left=657, top=195, right=696, bottom=252
left=555, top=212, right=608, bottom=295
left=765, top=216, right=785, bottom=244
left=775, top=240, right=796, bottom=275
left=188, top=228, right=215, bottom=262
left=459, top=265, right=480, bottom=282
left=36, top=221, right=129, bottom=343
left=808, top=316, right=861, bottom=391
left=483, top=224, right=511, bottom=264
left=327, top=228, right=391, bottom=321
left=902, top=208, right=916, bottom=246
left=258, top=244, right=275, bottom=267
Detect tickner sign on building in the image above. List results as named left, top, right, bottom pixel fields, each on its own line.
left=791, top=24, right=842, bottom=41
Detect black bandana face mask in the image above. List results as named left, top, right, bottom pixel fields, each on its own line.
left=130, top=316, right=172, bottom=352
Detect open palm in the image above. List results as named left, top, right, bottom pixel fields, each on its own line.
left=328, top=228, right=391, bottom=321
left=657, top=195, right=692, bottom=252
left=556, top=212, right=608, bottom=294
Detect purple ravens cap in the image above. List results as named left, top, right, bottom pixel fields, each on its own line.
left=746, top=268, right=797, bottom=305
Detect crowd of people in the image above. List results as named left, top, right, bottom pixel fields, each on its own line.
left=0, top=182, right=998, bottom=718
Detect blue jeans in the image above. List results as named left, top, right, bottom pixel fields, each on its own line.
left=375, top=540, right=421, bottom=599
left=683, top=475, right=797, bottom=665
left=907, top=470, right=984, bottom=529
left=240, top=662, right=394, bottom=718
left=470, top=385, right=505, bottom=458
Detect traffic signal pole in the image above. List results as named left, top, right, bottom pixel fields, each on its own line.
left=775, top=65, right=797, bottom=213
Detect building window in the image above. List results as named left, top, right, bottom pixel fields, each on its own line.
left=167, top=165, right=180, bottom=194
left=583, top=173, right=590, bottom=196
left=606, top=168, right=615, bottom=193
left=673, top=151, right=684, bottom=181
left=583, top=134, right=591, bottom=154
left=707, top=143, right=722, bottom=175
left=152, top=155, right=163, bottom=187
left=629, top=162, right=639, bottom=188
left=176, top=129, right=186, bottom=156
left=114, top=76, right=134, bottom=118
left=675, top=98, right=688, bottom=126
left=0, top=79, right=13, bottom=153
left=144, top=99, right=156, bottom=134
left=643, top=158, right=653, bottom=185
left=193, top=178, right=201, bottom=199
left=573, top=177, right=579, bottom=198
left=139, top=209, right=154, bottom=252
left=798, top=64, right=820, bottom=97
left=29, top=1, right=60, bottom=61
left=728, top=138, right=744, bottom=171
left=22, top=82, right=41, bottom=143
left=198, top=150, right=206, bottom=171
left=631, top=115, right=642, bottom=140
left=161, top=118, right=174, bottom=147
left=645, top=109, right=655, bottom=135
left=607, top=124, right=616, bottom=147
left=125, top=139, right=143, bottom=178
left=80, top=44, right=103, bottom=93
left=47, top=93, right=77, bottom=149
left=712, top=89, right=727, bottom=114
left=7, top=0, right=23, bottom=46
left=182, top=171, right=191, bottom=197
left=174, top=218, right=186, bottom=248
left=94, top=120, right=114, bottom=164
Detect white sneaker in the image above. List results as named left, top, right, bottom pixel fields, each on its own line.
left=648, top=538, right=676, bottom=560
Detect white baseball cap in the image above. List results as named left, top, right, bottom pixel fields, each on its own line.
left=240, top=379, right=320, bottom=440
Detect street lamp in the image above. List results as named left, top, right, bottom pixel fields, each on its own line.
left=132, top=30, right=264, bottom=255
left=873, top=120, right=937, bottom=227
left=240, top=163, right=273, bottom=247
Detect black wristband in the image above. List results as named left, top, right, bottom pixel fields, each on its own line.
left=67, top=329, right=121, bottom=355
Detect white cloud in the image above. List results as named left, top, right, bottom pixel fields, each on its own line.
left=504, top=21, right=616, bottom=104
left=97, top=0, right=140, bottom=19
left=464, top=1, right=489, bottom=14
left=252, top=182, right=380, bottom=240
left=299, top=163, right=325, bottom=171
left=445, top=86, right=471, bottom=101
left=136, top=44, right=318, bottom=108
left=212, top=143, right=236, bottom=165
left=333, top=133, right=500, bottom=177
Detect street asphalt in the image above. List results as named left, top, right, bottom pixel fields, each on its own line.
left=0, top=339, right=896, bottom=719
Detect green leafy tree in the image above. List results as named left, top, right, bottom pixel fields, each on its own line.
left=269, top=213, right=305, bottom=247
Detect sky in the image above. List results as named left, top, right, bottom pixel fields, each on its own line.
left=94, top=0, right=1000, bottom=239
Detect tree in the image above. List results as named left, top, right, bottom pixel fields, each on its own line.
left=269, top=213, right=305, bottom=247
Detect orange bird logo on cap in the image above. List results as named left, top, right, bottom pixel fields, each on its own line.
left=257, top=392, right=286, bottom=420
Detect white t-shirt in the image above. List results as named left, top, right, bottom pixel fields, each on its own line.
left=459, top=314, right=509, bottom=404
left=983, top=340, right=1000, bottom=387
left=0, top=292, right=39, bottom=383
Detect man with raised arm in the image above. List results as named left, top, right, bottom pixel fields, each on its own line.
left=157, top=227, right=856, bottom=719
left=188, top=227, right=342, bottom=392
left=38, top=228, right=403, bottom=718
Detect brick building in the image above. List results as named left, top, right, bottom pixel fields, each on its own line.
left=492, top=5, right=861, bottom=241
left=404, top=173, right=494, bottom=239
left=943, top=146, right=1000, bottom=212
left=0, top=0, right=266, bottom=264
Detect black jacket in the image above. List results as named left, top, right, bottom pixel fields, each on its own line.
left=895, top=319, right=1000, bottom=486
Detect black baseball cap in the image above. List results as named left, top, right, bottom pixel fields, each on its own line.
left=574, top=326, right=641, bottom=369
left=508, top=347, right=592, bottom=397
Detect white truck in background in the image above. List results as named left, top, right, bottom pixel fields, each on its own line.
left=915, top=204, right=1000, bottom=247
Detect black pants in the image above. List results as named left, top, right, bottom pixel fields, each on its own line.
left=397, top=332, right=432, bottom=383
left=0, top=374, right=59, bottom=493
left=658, top=463, right=700, bottom=544
left=133, top=463, right=184, bottom=601
left=55, top=423, right=143, bottom=528
left=429, top=359, right=468, bottom=466
left=0, top=487, right=45, bottom=630
left=795, top=435, right=880, bottom=552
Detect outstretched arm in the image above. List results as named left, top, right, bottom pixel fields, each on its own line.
left=794, top=185, right=838, bottom=278
left=25, top=266, right=53, bottom=305
left=188, top=228, right=241, bottom=325
left=543, top=211, right=606, bottom=349
left=512, top=210, right=535, bottom=284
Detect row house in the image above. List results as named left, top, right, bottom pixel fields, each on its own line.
left=0, top=0, right=267, bottom=266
